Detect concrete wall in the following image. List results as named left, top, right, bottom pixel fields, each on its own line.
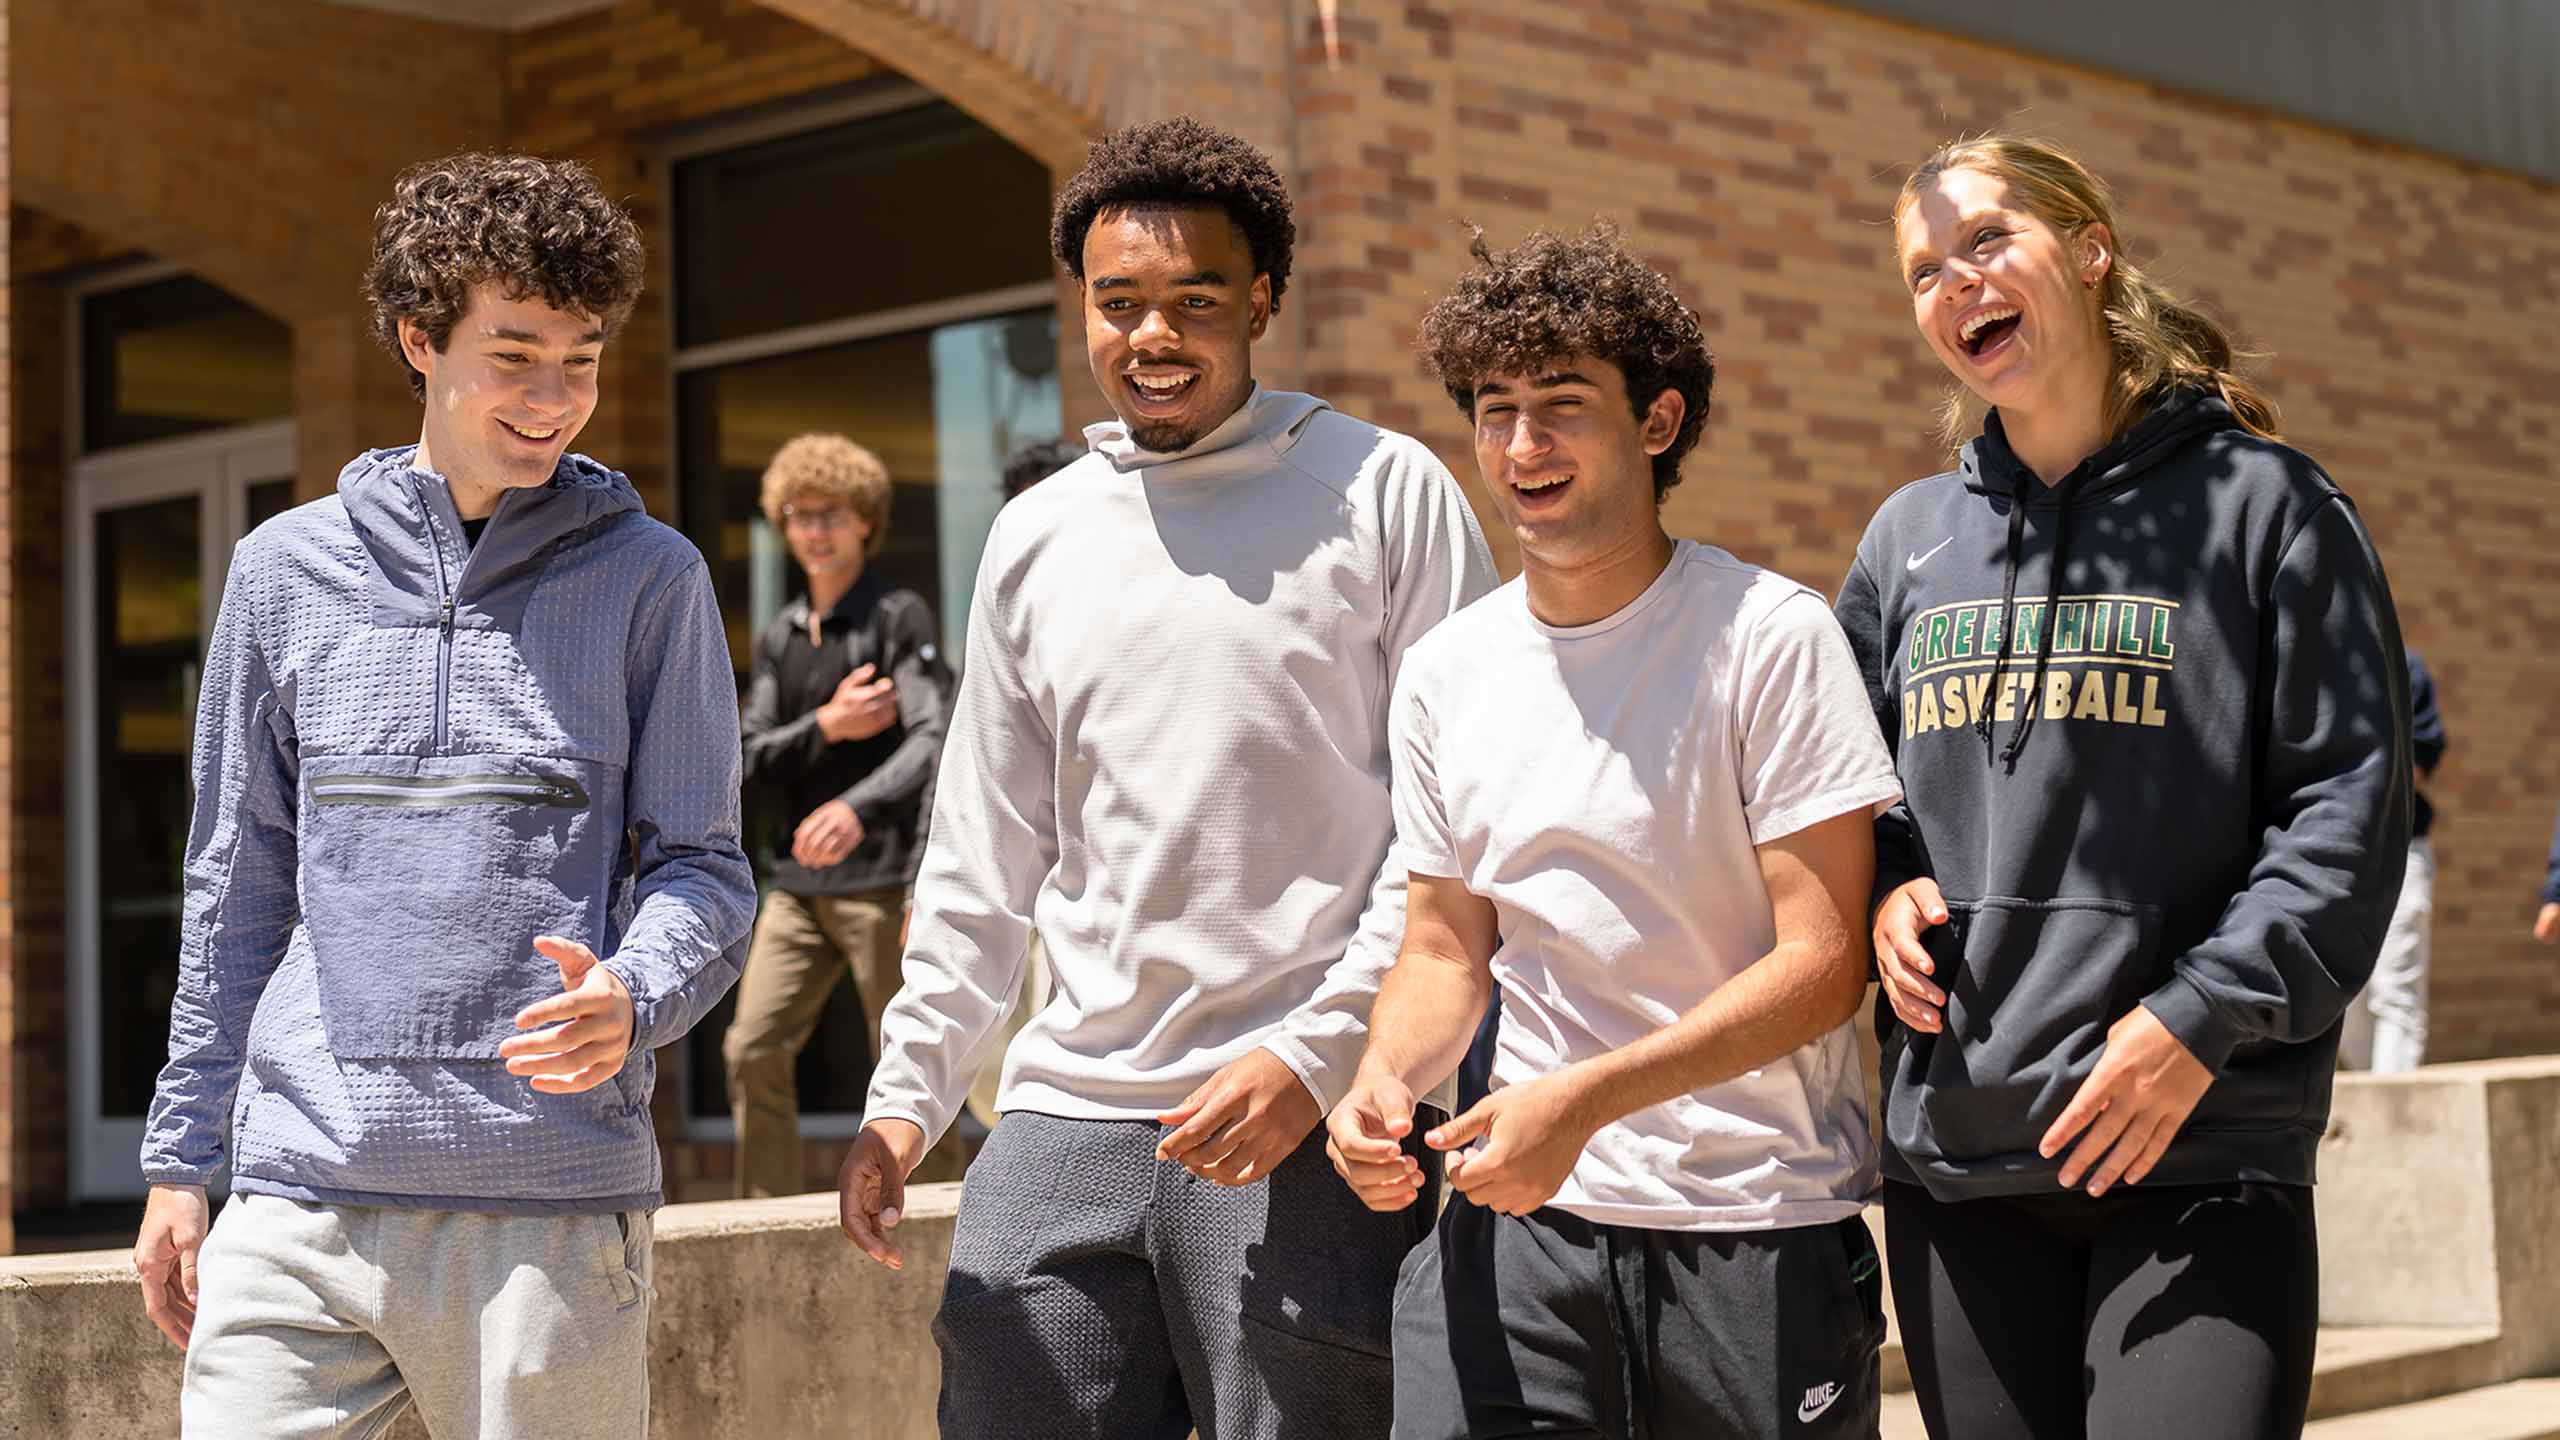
left=2319, top=1057, right=2560, bottom=1379
left=11, top=1060, right=2560, bottom=1434
left=0, top=1184, right=963, bottom=1440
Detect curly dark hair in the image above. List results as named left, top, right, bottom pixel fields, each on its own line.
left=1417, top=224, right=1715, bottom=498
left=363, top=152, right=646, bottom=401
left=1050, top=117, right=1295, bottom=309
left=1001, top=436, right=1086, bottom=499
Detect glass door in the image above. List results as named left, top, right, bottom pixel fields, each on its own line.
left=69, top=423, right=294, bottom=1199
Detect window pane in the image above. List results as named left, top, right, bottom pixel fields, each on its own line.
left=677, top=307, right=1060, bottom=1119
left=673, top=99, right=1056, bottom=349
left=83, top=276, right=292, bottom=452
left=93, top=495, right=203, bottom=1117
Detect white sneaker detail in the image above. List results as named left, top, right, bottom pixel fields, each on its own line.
left=1905, top=536, right=1955, bottom=571
left=1797, top=1380, right=1843, bottom=1423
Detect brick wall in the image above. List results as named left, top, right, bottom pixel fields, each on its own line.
left=1, top=0, right=13, bottom=1258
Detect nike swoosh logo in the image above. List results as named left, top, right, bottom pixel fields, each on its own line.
left=1798, top=1384, right=1842, bottom=1423
left=1906, top=537, right=1955, bottom=572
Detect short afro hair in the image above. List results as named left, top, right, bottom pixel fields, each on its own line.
left=1001, top=437, right=1086, bottom=499
left=364, top=152, right=646, bottom=401
left=1417, top=224, right=1715, bottom=499
left=1051, top=116, right=1295, bottom=309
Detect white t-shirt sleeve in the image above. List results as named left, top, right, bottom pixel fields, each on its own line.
left=1734, top=589, right=1905, bottom=845
left=1387, top=660, right=1464, bottom=880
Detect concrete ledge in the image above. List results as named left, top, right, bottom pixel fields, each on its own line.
left=0, top=1183, right=965, bottom=1440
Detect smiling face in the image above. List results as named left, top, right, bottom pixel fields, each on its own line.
left=401, top=281, right=603, bottom=516
left=1471, top=354, right=1681, bottom=571
left=1081, top=205, right=1270, bottom=453
left=1896, top=166, right=2113, bottom=422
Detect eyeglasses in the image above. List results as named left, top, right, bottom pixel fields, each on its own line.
left=779, top=505, right=862, bottom=534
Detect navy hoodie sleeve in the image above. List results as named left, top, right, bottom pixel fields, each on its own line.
left=2140, top=494, right=2413, bottom=1069
left=1836, top=549, right=1930, bottom=909
left=2543, top=804, right=2560, bottom=906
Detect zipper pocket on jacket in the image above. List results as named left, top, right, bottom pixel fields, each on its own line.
left=309, top=773, right=589, bottom=808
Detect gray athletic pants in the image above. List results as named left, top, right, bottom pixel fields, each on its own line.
left=934, top=1110, right=1438, bottom=1440
left=1391, top=1197, right=1885, bottom=1440
left=181, top=1193, right=653, bottom=1439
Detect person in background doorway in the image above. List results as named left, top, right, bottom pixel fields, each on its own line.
left=728, top=433, right=961, bottom=1195
left=2342, top=649, right=2445, bottom=1070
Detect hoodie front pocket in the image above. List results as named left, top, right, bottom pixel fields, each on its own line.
left=1888, top=895, right=2165, bottom=1166
left=300, top=758, right=618, bottom=1060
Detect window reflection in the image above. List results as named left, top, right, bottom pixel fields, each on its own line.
left=82, top=276, right=292, bottom=452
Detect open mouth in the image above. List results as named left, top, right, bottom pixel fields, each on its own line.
left=1512, top=472, right=1573, bottom=507
left=1958, top=305, right=2021, bottom=360
left=499, top=419, right=560, bottom=443
left=1125, top=369, right=1199, bottom=412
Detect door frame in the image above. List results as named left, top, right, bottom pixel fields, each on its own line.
left=66, top=419, right=295, bottom=1199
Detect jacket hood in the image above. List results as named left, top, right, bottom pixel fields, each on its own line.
left=1961, top=386, right=2238, bottom=509
left=339, top=446, right=643, bottom=614
left=1083, top=385, right=1332, bottom=476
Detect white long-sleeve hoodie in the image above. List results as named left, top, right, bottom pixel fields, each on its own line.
left=865, top=387, right=1496, bottom=1146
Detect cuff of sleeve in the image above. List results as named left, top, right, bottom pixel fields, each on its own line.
left=141, top=1165, right=219, bottom=1189
left=2140, top=972, right=2246, bottom=1074
left=1260, top=1036, right=1345, bottom=1118
left=606, top=960, right=665, bottom=1053
left=860, top=1103, right=948, bottom=1153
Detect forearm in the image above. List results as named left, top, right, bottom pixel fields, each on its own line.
left=838, top=724, right=939, bottom=820
left=1562, top=935, right=1865, bottom=1130
left=1356, top=943, right=1494, bottom=1096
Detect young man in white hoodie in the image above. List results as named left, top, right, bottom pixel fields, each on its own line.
left=836, top=117, right=1494, bottom=1437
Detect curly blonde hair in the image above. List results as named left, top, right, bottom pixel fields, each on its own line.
left=759, top=434, right=891, bottom=557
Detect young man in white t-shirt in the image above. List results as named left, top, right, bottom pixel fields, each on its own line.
left=1325, top=226, right=1903, bottom=1439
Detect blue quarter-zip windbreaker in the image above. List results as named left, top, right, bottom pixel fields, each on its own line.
left=139, top=448, right=756, bottom=1213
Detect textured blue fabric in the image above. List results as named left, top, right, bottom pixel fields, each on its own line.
left=141, top=447, right=755, bottom=1212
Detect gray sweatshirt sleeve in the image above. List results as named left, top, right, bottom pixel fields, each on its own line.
left=142, top=552, right=301, bottom=1186
left=864, top=514, right=1053, bottom=1147
left=607, top=561, right=758, bottom=1051
left=1262, top=443, right=1498, bottom=1114
left=2140, top=495, right=2414, bottom=1068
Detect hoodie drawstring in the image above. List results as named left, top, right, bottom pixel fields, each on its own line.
left=1976, top=495, right=2031, bottom=756
left=1999, top=479, right=2080, bottom=771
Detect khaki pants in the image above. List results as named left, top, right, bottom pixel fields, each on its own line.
left=724, top=887, right=966, bottom=1196
left=183, top=1194, right=650, bottom=1439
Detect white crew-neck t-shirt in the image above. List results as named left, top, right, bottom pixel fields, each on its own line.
left=1390, top=540, right=1902, bottom=1231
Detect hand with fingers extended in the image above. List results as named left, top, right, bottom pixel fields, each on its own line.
left=1326, top=1073, right=1428, bottom=1212
left=134, top=1182, right=211, bottom=1350
left=815, top=664, right=899, bottom=744
left=1156, top=1047, right=1321, bottom=1187
left=498, top=937, right=635, bottom=1093
left=2040, top=1002, right=2214, bottom=1197
left=1873, top=877, right=1949, bottom=1034
left=1428, top=1070, right=1598, bottom=1218
left=839, top=1118, right=927, bottom=1268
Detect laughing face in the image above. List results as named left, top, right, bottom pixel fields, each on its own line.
left=1471, top=354, right=1681, bottom=569
left=1081, top=205, right=1270, bottom=453
left=1896, top=166, right=2113, bottom=419
left=400, top=282, right=604, bottom=518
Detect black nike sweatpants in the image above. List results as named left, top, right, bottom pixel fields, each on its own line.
left=1391, top=1196, right=1886, bottom=1439
left=1884, top=1178, right=2319, bottom=1440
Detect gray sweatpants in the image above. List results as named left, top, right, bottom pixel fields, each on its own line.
left=934, top=1110, right=1438, bottom=1440
left=181, top=1193, right=653, bottom=1439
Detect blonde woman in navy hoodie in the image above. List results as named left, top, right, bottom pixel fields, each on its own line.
left=1836, top=135, right=2412, bottom=1440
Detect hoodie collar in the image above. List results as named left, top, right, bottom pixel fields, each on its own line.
left=1962, top=386, right=2237, bottom=508
left=339, top=446, right=642, bottom=620
left=1082, top=384, right=1331, bottom=477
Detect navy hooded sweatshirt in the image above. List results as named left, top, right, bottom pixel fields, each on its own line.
left=1835, top=387, right=2412, bottom=1200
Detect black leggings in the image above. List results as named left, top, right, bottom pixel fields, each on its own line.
left=1883, top=1178, right=2319, bottom=1440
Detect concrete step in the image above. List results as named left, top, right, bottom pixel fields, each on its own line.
left=2305, top=1380, right=2560, bottom=1440
left=1875, top=1327, right=2507, bottom=1436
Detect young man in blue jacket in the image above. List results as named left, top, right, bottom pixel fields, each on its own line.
left=130, top=152, right=756, bottom=1438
